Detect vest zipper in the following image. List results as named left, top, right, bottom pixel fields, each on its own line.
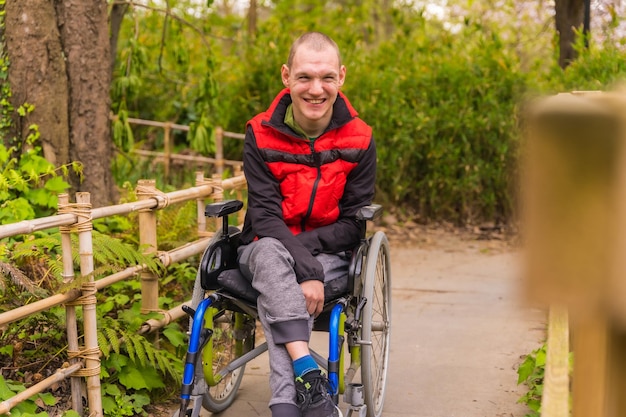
left=301, top=139, right=322, bottom=232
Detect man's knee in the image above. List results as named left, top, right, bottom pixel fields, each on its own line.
left=250, top=237, right=286, bottom=255
left=239, top=237, right=294, bottom=278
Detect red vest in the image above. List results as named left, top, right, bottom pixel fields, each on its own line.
left=247, top=91, right=372, bottom=235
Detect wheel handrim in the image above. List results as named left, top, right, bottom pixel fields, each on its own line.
left=362, top=232, right=391, bottom=417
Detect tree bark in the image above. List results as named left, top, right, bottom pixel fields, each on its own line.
left=56, top=0, right=115, bottom=207
left=4, top=0, right=116, bottom=207
left=110, top=2, right=129, bottom=75
left=555, top=0, right=585, bottom=68
left=4, top=0, right=69, bottom=166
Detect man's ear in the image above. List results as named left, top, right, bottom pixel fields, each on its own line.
left=281, top=64, right=290, bottom=87
left=338, top=65, right=346, bottom=87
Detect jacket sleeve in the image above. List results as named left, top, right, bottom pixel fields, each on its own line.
left=241, top=126, right=325, bottom=283
left=296, top=136, right=377, bottom=254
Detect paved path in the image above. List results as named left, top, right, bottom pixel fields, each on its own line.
left=180, top=238, right=546, bottom=417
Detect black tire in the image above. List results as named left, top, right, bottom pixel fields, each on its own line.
left=360, top=231, right=391, bottom=417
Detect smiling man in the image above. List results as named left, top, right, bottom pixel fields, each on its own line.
left=238, top=32, right=377, bottom=417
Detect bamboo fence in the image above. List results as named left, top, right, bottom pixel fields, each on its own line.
left=0, top=171, right=247, bottom=417
left=117, top=116, right=245, bottom=178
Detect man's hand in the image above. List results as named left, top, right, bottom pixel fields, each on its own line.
left=300, top=280, right=325, bottom=317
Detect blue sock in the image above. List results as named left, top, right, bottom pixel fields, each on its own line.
left=293, top=355, right=319, bottom=378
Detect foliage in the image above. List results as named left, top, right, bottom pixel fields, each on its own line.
left=0, top=213, right=194, bottom=416
left=0, top=106, right=80, bottom=224
left=517, top=343, right=546, bottom=417
left=0, top=375, right=63, bottom=417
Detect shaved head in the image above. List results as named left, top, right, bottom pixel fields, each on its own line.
left=286, top=32, right=342, bottom=68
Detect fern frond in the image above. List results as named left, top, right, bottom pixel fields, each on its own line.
left=106, top=326, right=121, bottom=355
left=155, top=350, right=177, bottom=378
left=0, top=260, right=48, bottom=297
left=90, top=230, right=161, bottom=275
left=97, top=331, right=111, bottom=358
left=120, top=329, right=136, bottom=362
left=11, top=235, right=61, bottom=260
left=129, top=333, right=149, bottom=368
left=157, top=201, right=198, bottom=250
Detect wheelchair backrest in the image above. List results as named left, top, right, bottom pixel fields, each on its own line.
left=200, top=229, right=241, bottom=290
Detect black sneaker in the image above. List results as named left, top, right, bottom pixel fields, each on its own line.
left=295, top=369, right=342, bottom=417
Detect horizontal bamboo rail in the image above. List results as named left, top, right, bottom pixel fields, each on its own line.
left=0, top=172, right=247, bottom=416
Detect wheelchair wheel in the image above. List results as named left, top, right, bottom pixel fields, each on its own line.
left=360, top=231, right=391, bottom=417
left=200, top=309, right=252, bottom=412
left=190, top=243, right=249, bottom=414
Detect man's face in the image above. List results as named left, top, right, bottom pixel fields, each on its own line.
left=281, top=44, right=346, bottom=137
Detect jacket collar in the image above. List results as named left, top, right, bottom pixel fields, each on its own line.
left=263, top=89, right=358, bottom=137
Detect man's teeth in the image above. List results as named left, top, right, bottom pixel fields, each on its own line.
left=308, top=99, right=324, bottom=104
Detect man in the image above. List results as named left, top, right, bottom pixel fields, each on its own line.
left=238, top=32, right=376, bottom=417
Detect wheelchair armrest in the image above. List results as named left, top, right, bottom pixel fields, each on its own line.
left=356, top=204, right=383, bottom=222
left=205, top=200, right=244, bottom=218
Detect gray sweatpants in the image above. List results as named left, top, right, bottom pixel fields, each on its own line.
left=238, top=237, right=349, bottom=413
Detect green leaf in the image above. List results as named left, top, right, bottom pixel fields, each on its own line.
left=24, top=188, right=53, bottom=208
left=104, top=352, right=129, bottom=373
left=101, top=395, right=118, bottom=415
left=0, top=375, right=15, bottom=400
left=130, top=391, right=151, bottom=411
left=534, top=347, right=547, bottom=367
left=44, top=175, right=70, bottom=193
left=38, top=391, right=57, bottom=406
left=163, top=324, right=186, bottom=348
left=103, top=382, right=122, bottom=397
left=0, top=345, right=13, bottom=356
left=118, top=367, right=149, bottom=390
left=0, top=197, right=36, bottom=223
left=517, top=354, right=535, bottom=384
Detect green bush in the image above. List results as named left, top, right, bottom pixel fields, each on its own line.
left=111, top=2, right=626, bottom=226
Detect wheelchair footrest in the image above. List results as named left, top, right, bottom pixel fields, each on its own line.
left=344, top=383, right=367, bottom=417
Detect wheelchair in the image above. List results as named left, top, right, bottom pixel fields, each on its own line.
left=175, top=200, right=391, bottom=417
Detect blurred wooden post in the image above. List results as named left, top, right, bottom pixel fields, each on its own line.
left=137, top=180, right=159, bottom=323
left=74, top=192, right=103, bottom=416
left=234, top=166, right=246, bottom=225
left=196, top=171, right=210, bottom=236
left=58, top=194, right=83, bottom=415
left=164, top=122, right=172, bottom=181
left=215, top=126, right=224, bottom=176
left=211, top=173, right=224, bottom=231
left=523, top=90, right=626, bottom=417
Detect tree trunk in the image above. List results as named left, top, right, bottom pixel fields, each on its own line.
left=248, top=0, right=257, bottom=40
left=4, top=0, right=69, bottom=166
left=555, top=0, right=585, bottom=68
left=4, top=0, right=116, bottom=207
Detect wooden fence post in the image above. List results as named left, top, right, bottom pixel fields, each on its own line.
left=136, top=180, right=159, bottom=322
left=523, top=90, right=626, bottom=417
left=57, top=194, right=83, bottom=415
left=164, top=122, right=172, bottom=181
left=195, top=172, right=209, bottom=236
left=215, top=126, right=224, bottom=175
left=74, top=192, right=103, bottom=416
left=211, top=173, right=224, bottom=231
